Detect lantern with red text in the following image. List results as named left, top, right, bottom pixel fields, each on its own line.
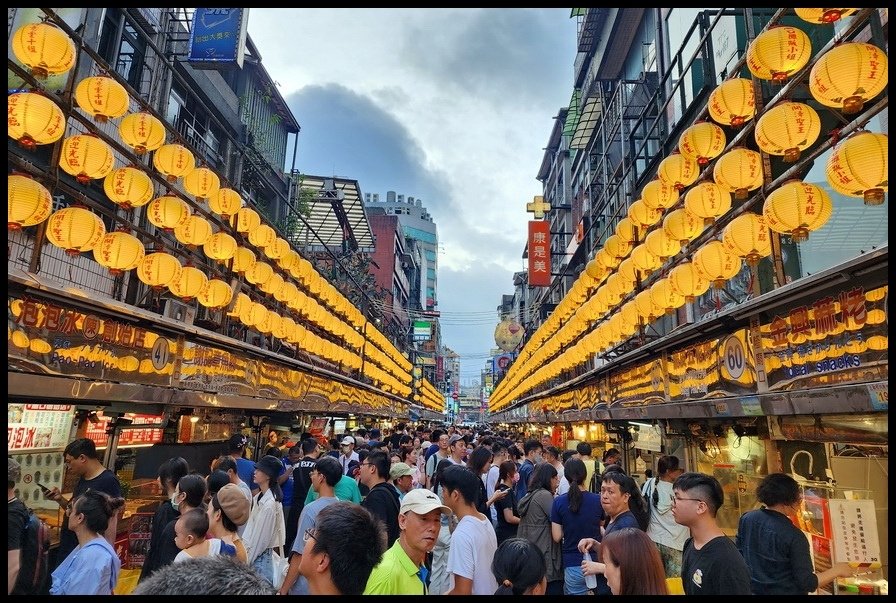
left=103, top=166, right=154, bottom=209
left=809, top=42, right=888, bottom=115
left=658, top=153, right=700, bottom=191
left=209, top=187, right=242, bottom=219
left=74, top=75, right=130, bottom=122
left=795, top=8, right=858, bottom=24
left=7, top=92, right=65, bottom=149
left=173, top=214, right=212, bottom=248
left=825, top=131, right=888, bottom=205
left=45, top=207, right=106, bottom=256
left=669, top=261, right=710, bottom=302
left=230, top=207, right=261, bottom=234
left=168, top=265, right=208, bottom=302
left=747, top=26, right=812, bottom=83
left=708, top=78, right=756, bottom=127
left=94, top=230, right=144, bottom=275
left=8, top=174, right=53, bottom=230
left=11, top=21, right=76, bottom=78
left=153, top=143, right=195, bottom=182
left=645, top=228, right=680, bottom=261
left=763, top=180, right=833, bottom=242
left=663, top=208, right=704, bottom=246
left=118, top=112, right=166, bottom=155
left=59, top=134, right=116, bottom=184
left=679, top=121, right=726, bottom=165
left=203, top=232, right=237, bottom=262
left=137, top=252, right=182, bottom=290
left=183, top=166, right=221, bottom=202
left=684, top=181, right=732, bottom=226
left=147, top=195, right=190, bottom=232
left=231, top=247, right=257, bottom=274
left=713, top=148, right=763, bottom=200
left=722, top=212, right=771, bottom=266
left=694, top=240, right=743, bottom=289
left=197, top=278, right=233, bottom=309
left=754, top=102, right=821, bottom=162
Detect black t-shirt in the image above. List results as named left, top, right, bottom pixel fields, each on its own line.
left=682, top=535, right=752, bottom=595
left=494, top=483, right=519, bottom=544
left=8, top=497, right=31, bottom=594
left=56, top=469, right=122, bottom=563
left=361, top=482, right=400, bottom=547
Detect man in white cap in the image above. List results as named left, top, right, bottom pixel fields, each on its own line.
left=338, top=436, right=358, bottom=475
left=364, top=489, right=452, bottom=594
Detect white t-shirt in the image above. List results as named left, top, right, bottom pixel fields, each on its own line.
left=644, top=478, right=689, bottom=550
left=446, top=515, right=499, bottom=595
left=173, top=538, right=230, bottom=563
left=485, top=465, right=500, bottom=524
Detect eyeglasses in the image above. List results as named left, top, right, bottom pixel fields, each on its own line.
left=303, top=528, right=317, bottom=543
left=672, top=496, right=705, bottom=505
left=360, top=462, right=372, bottom=468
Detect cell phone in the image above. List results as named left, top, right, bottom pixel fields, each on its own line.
left=36, top=482, right=51, bottom=493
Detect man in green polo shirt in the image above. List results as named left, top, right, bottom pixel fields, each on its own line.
left=363, top=488, right=452, bottom=594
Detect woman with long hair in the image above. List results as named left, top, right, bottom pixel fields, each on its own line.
left=242, top=455, right=286, bottom=586
left=517, top=462, right=563, bottom=594
left=494, top=460, right=521, bottom=545
left=601, top=527, right=669, bottom=595
left=642, top=455, right=688, bottom=577
left=50, top=489, right=126, bottom=595
left=492, top=538, right=547, bottom=595
left=138, top=456, right=189, bottom=583
left=551, top=458, right=605, bottom=595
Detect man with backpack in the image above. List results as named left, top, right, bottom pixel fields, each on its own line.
left=8, top=457, right=49, bottom=595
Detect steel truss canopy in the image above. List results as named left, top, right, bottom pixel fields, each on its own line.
left=294, top=175, right=375, bottom=251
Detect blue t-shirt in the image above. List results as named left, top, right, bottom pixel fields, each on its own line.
left=235, top=457, right=258, bottom=491
left=550, top=490, right=605, bottom=568
left=280, top=458, right=294, bottom=504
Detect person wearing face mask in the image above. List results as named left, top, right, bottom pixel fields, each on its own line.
left=140, top=474, right=208, bottom=581
left=138, top=457, right=190, bottom=583
left=515, top=440, right=544, bottom=501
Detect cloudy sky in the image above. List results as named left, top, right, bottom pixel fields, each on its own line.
left=247, top=9, right=577, bottom=382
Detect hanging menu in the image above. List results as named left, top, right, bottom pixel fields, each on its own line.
left=7, top=403, right=75, bottom=451
left=829, top=499, right=880, bottom=565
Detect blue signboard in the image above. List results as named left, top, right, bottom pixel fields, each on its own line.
left=187, top=8, right=249, bottom=69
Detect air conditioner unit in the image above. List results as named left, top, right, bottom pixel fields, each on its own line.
left=164, top=299, right=196, bottom=325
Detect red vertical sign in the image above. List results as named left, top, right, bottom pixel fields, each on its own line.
left=528, top=221, right=551, bottom=287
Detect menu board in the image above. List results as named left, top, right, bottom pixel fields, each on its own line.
left=83, top=412, right=165, bottom=448
left=8, top=403, right=75, bottom=451
left=829, top=499, right=880, bottom=565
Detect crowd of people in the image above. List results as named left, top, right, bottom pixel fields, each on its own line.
left=8, top=424, right=860, bottom=595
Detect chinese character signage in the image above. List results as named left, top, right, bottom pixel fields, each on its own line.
left=83, top=412, right=165, bottom=449
left=527, top=221, right=551, bottom=287
left=829, top=499, right=880, bottom=566
left=187, top=8, right=249, bottom=69
left=8, top=404, right=75, bottom=451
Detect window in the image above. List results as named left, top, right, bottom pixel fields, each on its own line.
left=97, top=9, right=150, bottom=94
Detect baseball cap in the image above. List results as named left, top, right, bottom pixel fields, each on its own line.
left=340, top=436, right=355, bottom=446
left=228, top=433, right=248, bottom=450
left=389, top=462, right=414, bottom=480
left=215, top=483, right=250, bottom=526
left=447, top=434, right=464, bottom=446
left=399, top=488, right=451, bottom=516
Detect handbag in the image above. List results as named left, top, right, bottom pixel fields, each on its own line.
left=270, top=546, right=289, bottom=590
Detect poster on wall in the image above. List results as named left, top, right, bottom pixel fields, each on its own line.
left=8, top=403, right=75, bottom=451
left=829, top=499, right=881, bottom=566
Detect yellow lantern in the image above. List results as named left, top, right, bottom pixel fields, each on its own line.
left=628, top=199, right=661, bottom=229
left=209, top=187, right=242, bottom=219
left=603, top=234, right=632, bottom=261
left=694, top=240, right=743, bottom=288
left=240, top=302, right=268, bottom=328
left=248, top=224, right=276, bottom=249
left=640, top=180, right=679, bottom=214
left=708, top=78, right=756, bottom=127
left=826, top=131, right=887, bottom=205
left=227, top=292, right=251, bottom=317
left=754, top=102, right=821, bottom=162
left=203, top=232, right=237, bottom=262
left=230, top=207, right=262, bottom=234
left=277, top=281, right=300, bottom=306
left=663, top=208, right=704, bottom=246
left=153, top=143, right=195, bottom=182
left=763, top=180, right=833, bottom=242
left=650, top=278, right=685, bottom=315
left=809, top=42, right=888, bottom=114
left=273, top=314, right=293, bottom=341
left=631, top=244, right=661, bottom=274
left=678, top=121, right=726, bottom=165
left=168, top=265, right=208, bottom=301
left=183, top=166, right=221, bottom=202
left=231, top=246, right=257, bottom=274
left=264, top=237, right=291, bottom=261
left=747, top=26, right=812, bottom=83
left=11, top=22, right=76, bottom=78
left=59, top=134, right=116, bottom=184
left=94, top=230, right=144, bottom=275
left=722, top=212, right=771, bottom=266
left=795, top=8, right=858, bottom=24
left=684, top=181, right=732, bottom=226
left=618, top=257, right=639, bottom=286
left=245, top=261, right=274, bottom=286
left=713, top=148, right=763, bottom=199
left=635, top=289, right=662, bottom=323
left=174, top=215, right=212, bottom=248
left=103, top=166, right=154, bottom=209
left=74, top=75, right=129, bottom=122
left=7, top=92, right=65, bottom=149
left=146, top=195, right=190, bottom=232
left=669, top=261, right=710, bottom=302
left=658, top=153, right=700, bottom=191
left=584, top=258, right=605, bottom=281
left=278, top=249, right=300, bottom=273
left=620, top=301, right=641, bottom=332
left=137, top=252, right=182, bottom=290
left=645, top=228, right=680, bottom=260
left=118, top=112, right=166, bottom=154
left=197, top=278, right=233, bottom=309
left=45, top=207, right=106, bottom=256
left=261, top=272, right=285, bottom=297
left=8, top=174, right=52, bottom=230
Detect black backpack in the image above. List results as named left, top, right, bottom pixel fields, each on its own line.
left=12, top=509, right=50, bottom=595
left=642, top=477, right=660, bottom=522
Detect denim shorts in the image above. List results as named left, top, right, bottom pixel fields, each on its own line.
left=564, top=566, right=591, bottom=595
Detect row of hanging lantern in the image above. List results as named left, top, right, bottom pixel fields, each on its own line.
left=9, top=19, right=414, bottom=394
left=491, top=10, right=888, bottom=412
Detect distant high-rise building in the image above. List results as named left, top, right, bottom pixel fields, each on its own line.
left=364, top=191, right=438, bottom=311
